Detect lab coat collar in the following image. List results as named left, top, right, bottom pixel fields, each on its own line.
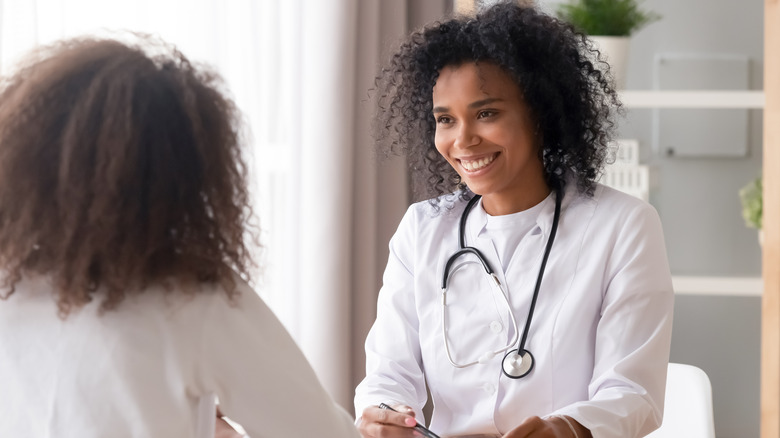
left=535, top=180, right=582, bottom=236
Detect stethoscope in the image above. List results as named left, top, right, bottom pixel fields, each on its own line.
left=440, top=190, right=561, bottom=379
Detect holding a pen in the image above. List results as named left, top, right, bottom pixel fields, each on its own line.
left=357, top=403, right=440, bottom=438
left=378, top=403, right=441, bottom=438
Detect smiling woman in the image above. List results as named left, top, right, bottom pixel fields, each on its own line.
left=354, top=2, right=674, bottom=438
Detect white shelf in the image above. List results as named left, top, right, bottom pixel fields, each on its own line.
left=620, top=90, right=765, bottom=109
left=672, top=275, right=762, bottom=296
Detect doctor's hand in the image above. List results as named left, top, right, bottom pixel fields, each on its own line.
left=358, top=404, right=420, bottom=437
left=502, top=415, right=592, bottom=438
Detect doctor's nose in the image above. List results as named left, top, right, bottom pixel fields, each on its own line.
left=453, top=122, right=480, bottom=150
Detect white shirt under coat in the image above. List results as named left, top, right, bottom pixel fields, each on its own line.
left=354, top=182, right=674, bottom=438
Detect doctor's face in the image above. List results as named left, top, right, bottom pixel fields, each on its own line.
left=432, top=62, right=547, bottom=216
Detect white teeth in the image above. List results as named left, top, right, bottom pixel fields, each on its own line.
left=461, top=154, right=495, bottom=171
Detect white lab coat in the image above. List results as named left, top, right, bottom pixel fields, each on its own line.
left=355, top=182, right=674, bottom=438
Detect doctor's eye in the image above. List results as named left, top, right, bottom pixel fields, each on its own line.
left=477, top=109, right=497, bottom=119
left=436, top=115, right=454, bottom=125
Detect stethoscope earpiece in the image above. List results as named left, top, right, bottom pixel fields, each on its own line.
left=502, top=349, right=534, bottom=379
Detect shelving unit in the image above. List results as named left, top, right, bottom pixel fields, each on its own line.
left=620, top=90, right=765, bottom=109
left=619, top=89, right=764, bottom=296
left=672, top=275, right=762, bottom=296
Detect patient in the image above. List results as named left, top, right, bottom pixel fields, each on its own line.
left=0, top=36, right=359, bottom=438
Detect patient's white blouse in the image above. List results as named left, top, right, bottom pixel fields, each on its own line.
left=355, top=182, right=674, bottom=438
left=0, top=274, right=359, bottom=438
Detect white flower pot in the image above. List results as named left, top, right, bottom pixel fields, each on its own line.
left=589, top=36, right=631, bottom=89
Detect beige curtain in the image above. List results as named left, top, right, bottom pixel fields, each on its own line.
left=295, top=0, right=451, bottom=410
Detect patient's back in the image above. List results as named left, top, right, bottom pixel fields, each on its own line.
left=0, top=274, right=361, bottom=438
left=0, top=275, right=232, bottom=437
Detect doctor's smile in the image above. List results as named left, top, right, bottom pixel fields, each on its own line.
left=457, top=153, right=498, bottom=173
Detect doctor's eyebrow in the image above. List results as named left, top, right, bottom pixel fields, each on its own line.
left=432, top=97, right=505, bottom=114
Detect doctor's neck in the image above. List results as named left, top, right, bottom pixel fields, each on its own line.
left=479, top=183, right=552, bottom=216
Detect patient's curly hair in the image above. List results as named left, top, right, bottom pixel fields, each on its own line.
left=373, top=1, right=620, bottom=203
left=0, top=36, right=256, bottom=315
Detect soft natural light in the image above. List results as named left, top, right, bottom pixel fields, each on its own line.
left=0, top=0, right=302, bottom=333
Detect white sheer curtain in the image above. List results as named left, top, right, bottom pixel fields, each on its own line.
left=0, top=0, right=451, bottom=410
left=0, top=0, right=303, bottom=322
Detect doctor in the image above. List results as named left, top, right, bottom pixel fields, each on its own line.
left=354, top=2, right=674, bottom=438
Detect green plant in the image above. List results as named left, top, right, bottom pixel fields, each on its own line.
left=556, top=0, right=661, bottom=36
left=739, top=176, right=763, bottom=230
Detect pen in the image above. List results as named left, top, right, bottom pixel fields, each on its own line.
left=378, top=403, right=441, bottom=438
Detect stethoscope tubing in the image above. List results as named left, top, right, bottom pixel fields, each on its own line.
left=440, top=190, right=562, bottom=375
left=441, top=194, right=493, bottom=290
left=441, top=271, right=520, bottom=368
left=516, top=189, right=561, bottom=355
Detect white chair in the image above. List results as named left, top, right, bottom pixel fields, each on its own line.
left=645, top=363, right=716, bottom=438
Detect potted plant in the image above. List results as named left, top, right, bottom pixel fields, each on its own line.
left=556, top=0, right=661, bottom=88
left=739, top=176, right=763, bottom=245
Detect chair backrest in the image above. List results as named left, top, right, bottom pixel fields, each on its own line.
left=645, top=363, right=716, bottom=438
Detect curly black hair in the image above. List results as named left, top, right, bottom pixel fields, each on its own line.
left=0, top=36, right=257, bottom=315
left=372, top=1, right=620, bottom=204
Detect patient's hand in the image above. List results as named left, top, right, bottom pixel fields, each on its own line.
left=216, top=417, right=243, bottom=438
left=215, top=407, right=244, bottom=438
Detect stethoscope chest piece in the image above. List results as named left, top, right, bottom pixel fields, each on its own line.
left=502, top=348, right=534, bottom=379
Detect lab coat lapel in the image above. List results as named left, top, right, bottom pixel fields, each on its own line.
left=443, top=197, right=515, bottom=362
left=466, top=198, right=521, bottom=344
left=464, top=197, right=514, bottom=306
left=535, top=182, right=579, bottom=244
